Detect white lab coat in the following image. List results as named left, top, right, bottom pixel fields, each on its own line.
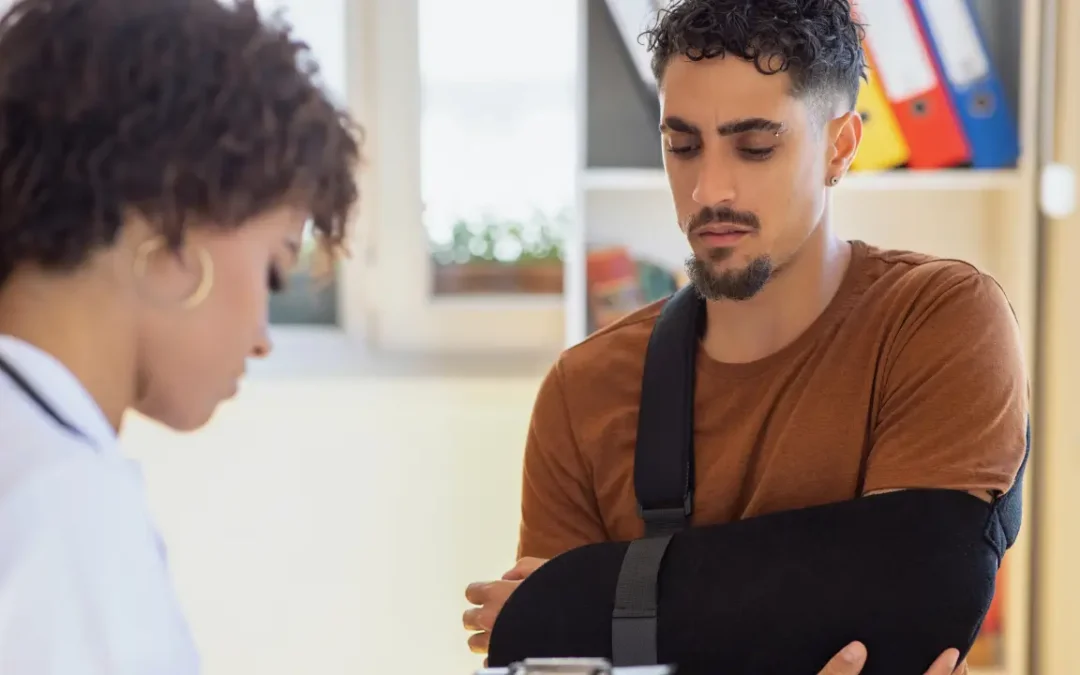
left=0, top=336, right=200, bottom=674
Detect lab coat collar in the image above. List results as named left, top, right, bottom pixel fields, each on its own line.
left=0, top=335, right=120, bottom=453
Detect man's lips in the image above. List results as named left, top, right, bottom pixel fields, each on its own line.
left=694, top=224, right=754, bottom=245
left=694, top=223, right=754, bottom=236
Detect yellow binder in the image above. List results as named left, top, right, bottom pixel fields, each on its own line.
left=850, top=57, right=910, bottom=172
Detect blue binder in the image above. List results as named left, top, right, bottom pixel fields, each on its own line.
left=909, top=0, right=1019, bottom=169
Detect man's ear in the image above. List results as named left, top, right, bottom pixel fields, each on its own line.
left=826, top=110, right=862, bottom=180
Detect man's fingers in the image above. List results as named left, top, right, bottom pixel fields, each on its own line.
left=502, top=556, right=548, bottom=581
left=462, top=607, right=495, bottom=632
left=466, top=580, right=513, bottom=605
left=924, top=648, right=960, bottom=675
left=464, top=582, right=490, bottom=605
left=464, top=577, right=526, bottom=658
left=466, top=580, right=518, bottom=606
left=468, top=631, right=490, bottom=654
left=464, top=579, right=519, bottom=637
left=818, top=642, right=867, bottom=675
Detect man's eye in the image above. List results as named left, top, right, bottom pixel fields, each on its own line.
left=666, top=144, right=699, bottom=156
left=739, top=147, right=775, bottom=160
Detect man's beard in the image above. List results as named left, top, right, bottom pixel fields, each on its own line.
left=680, top=204, right=773, bottom=301
left=685, top=250, right=775, bottom=301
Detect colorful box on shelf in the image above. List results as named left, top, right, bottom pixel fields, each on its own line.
left=585, top=246, right=686, bottom=333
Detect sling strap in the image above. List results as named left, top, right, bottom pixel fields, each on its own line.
left=611, top=285, right=704, bottom=666
left=609, top=285, right=1031, bottom=667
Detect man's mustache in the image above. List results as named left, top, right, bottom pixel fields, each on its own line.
left=684, top=206, right=761, bottom=233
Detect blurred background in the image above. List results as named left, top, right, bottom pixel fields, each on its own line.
left=118, top=0, right=1080, bottom=673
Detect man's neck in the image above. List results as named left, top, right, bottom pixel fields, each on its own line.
left=0, top=272, right=136, bottom=432
left=701, top=231, right=852, bottom=364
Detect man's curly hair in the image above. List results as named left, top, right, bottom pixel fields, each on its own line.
left=642, top=0, right=866, bottom=114
left=0, top=0, right=361, bottom=287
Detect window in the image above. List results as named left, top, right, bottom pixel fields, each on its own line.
left=310, top=0, right=571, bottom=354
left=267, top=225, right=338, bottom=326
left=418, top=0, right=577, bottom=296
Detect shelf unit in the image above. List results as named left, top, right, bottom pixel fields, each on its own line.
left=567, top=1, right=1044, bottom=673
left=582, top=167, right=1024, bottom=193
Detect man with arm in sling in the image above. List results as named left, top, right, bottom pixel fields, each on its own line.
left=483, top=284, right=1027, bottom=674
left=464, top=1, right=1029, bottom=672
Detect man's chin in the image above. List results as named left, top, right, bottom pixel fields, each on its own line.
left=692, top=256, right=746, bottom=279
left=684, top=253, right=775, bottom=302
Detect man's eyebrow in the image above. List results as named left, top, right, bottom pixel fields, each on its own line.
left=659, top=116, right=787, bottom=137
left=659, top=116, right=701, bottom=134
left=717, top=117, right=786, bottom=136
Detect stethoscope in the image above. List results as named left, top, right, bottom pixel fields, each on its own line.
left=0, top=351, right=91, bottom=443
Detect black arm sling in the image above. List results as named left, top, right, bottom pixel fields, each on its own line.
left=610, top=284, right=1030, bottom=667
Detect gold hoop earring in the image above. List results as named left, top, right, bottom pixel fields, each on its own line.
left=132, top=239, right=214, bottom=310
left=181, top=247, right=214, bottom=310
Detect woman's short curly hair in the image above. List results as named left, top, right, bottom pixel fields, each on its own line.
left=0, top=0, right=362, bottom=286
left=643, top=0, right=866, bottom=113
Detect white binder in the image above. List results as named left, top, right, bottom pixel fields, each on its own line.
left=602, top=0, right=664, bottom=90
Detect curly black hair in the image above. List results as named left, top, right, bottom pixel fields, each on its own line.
left=0, top=0, right=361, bottom=287
left=642, top=0, right=866, bottom=113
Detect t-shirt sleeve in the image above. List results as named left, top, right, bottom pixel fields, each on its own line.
left=516, top=360, right=608, bottom=560
left=863, top=269, right=1028, bottom=496
left=0, top=456, right=200, bottom=675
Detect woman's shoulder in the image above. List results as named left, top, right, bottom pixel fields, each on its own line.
left=0, top=447, right=200, bottom=671
left=0, top=445, right=145, bottom=539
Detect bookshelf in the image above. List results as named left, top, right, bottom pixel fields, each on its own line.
left=567, top=1, right=1044, bottom=674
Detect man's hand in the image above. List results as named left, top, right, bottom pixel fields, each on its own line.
left=463, top=557, right=548, bottom=658
left=818, top=642, right=961, bottom=675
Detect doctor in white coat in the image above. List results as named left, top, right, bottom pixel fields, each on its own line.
left=0, top=0, right=361, bottom=671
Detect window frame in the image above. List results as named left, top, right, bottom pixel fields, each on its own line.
left=269, top=0, right=579, bottom=365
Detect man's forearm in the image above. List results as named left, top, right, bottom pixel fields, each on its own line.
left=489, top=489, right=1006, bottom=675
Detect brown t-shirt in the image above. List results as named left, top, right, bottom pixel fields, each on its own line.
left=517, top=241, right=1028, bottom=560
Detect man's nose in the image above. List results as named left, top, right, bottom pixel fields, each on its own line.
left=692, top=153, right=737, bottom=207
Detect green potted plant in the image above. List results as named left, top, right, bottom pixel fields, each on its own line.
left=431, top=209, right=566, bottom=294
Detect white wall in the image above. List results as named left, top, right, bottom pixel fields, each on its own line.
left=256, top=0, right=346, bottom=106
left=121, top=374, right=541, bottom=675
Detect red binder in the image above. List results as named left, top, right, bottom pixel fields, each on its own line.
left=856, top=0, right=971, bottom=169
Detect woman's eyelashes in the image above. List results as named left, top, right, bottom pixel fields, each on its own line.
left=268, top=265, right=285, bottom=293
